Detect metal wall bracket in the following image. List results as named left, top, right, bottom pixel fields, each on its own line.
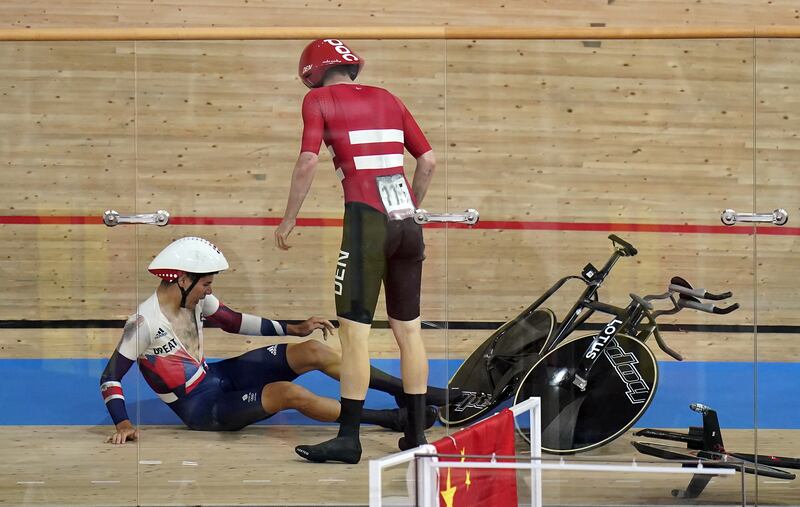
left=103, top=210, right=170, bottom=227
left=720, top=208, right=788, bottom=226
left=413, top=208, right=480, bottom=225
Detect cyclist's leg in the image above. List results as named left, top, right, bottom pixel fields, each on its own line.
left=388, top=318, right=426, bottom=393
left=334, top=203, right=386, bottom=400
left=211, top=347, right=412, bottom=431
left=385, top=217, right=430, bottom=449
left=169, top=375, right=270, bottom=432
left=261, top=381, right=339, bottom=422
left=212, top=343, right=298, bottom=391
left=205, top=382, right=359, bottom=431
left=261, top=380, right=434, bottom=432
left=296, top=202, right=386, bottom=464
left=385, top=217, right=426, bottom=393
left=285, top=339, right=341, bottom=376
left=287, top=337, right=450, bottom=406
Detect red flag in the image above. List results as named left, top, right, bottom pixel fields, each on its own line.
left=432, top=409, right=518, bottom=507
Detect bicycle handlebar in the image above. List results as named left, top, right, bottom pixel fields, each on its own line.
left=678, top=298, right=740, bottom=315
left=652, top=326, right=683, bottom=361
left=628, top=277, right=738, bottom=361
left=644, top=276, right=739, bottom=315
left=669, top=284, right=733, bottom=301
left=669, top=276, right=732, bottom=301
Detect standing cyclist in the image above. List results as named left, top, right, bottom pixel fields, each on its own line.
left=276, top=39, right=437, bottom=464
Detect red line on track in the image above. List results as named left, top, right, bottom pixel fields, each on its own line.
left=0, top=216, right=103, bottom=225
left=1, top=215, right=798, bottom=235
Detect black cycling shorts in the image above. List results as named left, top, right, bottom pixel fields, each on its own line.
left=169, top=344, right=298, bottom=431
left=335, top=201, right=425, bottom=324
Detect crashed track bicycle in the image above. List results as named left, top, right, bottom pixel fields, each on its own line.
left=438, top=234, right=739, bottom=454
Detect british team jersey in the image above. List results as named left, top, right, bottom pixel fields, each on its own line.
left=100, top=292, right=287, bottom=424
left=300, top=83, right=432, bottom=214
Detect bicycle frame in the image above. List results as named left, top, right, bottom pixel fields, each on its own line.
left=513, top=234, right=689, bottom=392
left=516, top=234, right=638, bottom=355
left=498, top=237, right=739, bottom=454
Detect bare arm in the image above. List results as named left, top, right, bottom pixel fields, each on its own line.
left=275, top=151, right=319, bottom=250
left=411, top=150, right=436, bottom=206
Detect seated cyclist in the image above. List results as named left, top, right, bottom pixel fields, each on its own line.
left=101, top=236, right=449, bottom=444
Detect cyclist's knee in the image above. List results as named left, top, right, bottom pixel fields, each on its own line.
left=262, top=381, right=313, bottom=412
left=289, top=340, right=339, bottom=372
left=389, top=317, right=422, bottom=347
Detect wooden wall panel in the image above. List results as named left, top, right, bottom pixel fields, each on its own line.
left=3, top=1, right=800, bottom=28
left=2, top=36, right=798, bottom=364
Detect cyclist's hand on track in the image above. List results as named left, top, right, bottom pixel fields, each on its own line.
left=107, top=420, right=139, bottom=445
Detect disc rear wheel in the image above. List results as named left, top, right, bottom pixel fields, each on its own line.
left=514, top=333, right=658, bottom=454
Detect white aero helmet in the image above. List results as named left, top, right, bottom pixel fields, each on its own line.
left=148, top=236, right=229, bottom=282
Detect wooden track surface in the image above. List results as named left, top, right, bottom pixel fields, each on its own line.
left=0, top=426, right=797, bottom=506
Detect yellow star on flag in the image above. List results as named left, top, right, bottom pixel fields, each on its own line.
left=460, top=448, right=471, bottom=488
left=440, top=446, right=473, bottom=506
left=440, top=467, right=456, bottom=507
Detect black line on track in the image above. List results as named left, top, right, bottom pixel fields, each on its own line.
left=0, top=319, right=795, bottom=334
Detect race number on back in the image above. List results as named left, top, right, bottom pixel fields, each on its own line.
left=376, top=174, right=414, bottom=220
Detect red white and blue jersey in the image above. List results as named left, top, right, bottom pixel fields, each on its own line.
left=300, top=83, right=432, bottom=213
left=115, top=292, right=215, bottom=402
left=100, top=292, right=287, bottom=424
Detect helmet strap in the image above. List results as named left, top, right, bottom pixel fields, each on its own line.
left=178, top=274, right=201, bottom=309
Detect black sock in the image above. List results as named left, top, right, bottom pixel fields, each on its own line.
left=424, top=386, right=452, bottom=406
left=395, top=385, right=463, bottom=408
left=400, top=393, right=428, bottom=449
left=336, top=397, right=364, bottom=439
left=361, top=408, right=403, bottom=431
left=368, top=366, right=405, bottom=395
left=368, top=365, right=462, bottom=409
left=362, top=406, right=439, bottom=432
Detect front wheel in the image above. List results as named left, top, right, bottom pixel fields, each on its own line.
left=438, top=308, right=556, bottom=427
left=514, top=333, right=658, bottom=454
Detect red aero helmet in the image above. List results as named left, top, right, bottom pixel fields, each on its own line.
left=298, top=39, right=364, bottom=88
